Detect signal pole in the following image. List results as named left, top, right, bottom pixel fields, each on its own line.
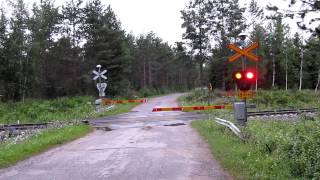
left=228, top=32, right=260, bottom=127
left=237, top=32, right=249, bottom=125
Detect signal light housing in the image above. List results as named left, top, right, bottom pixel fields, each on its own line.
left=233, top=70, right=256, bottom=91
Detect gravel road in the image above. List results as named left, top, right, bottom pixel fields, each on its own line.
left=0, top=93, right=232, bottom=180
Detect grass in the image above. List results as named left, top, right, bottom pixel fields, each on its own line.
left=182, top=90, right=320, bottom=179
left=249, top=90, right=320, bottom=109
left=192, top=120, right=297, bottom=180
left=0, top=96, right=140, bottom=168
left=0, top=96, right=139, bottom=124
left=0, top=124, right=92, bottom=168
left=97, top=103, right=139, bottom=117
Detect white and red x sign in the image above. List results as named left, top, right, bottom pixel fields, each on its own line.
left=228, top=42, right=260, bottom=62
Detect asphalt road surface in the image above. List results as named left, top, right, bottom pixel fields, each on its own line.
left=0, top=93, right=232, bottom=180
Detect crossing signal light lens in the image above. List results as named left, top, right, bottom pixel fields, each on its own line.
left=235, top=72, right=242, bottom=79
left=246, top=72, right=254, bottom=79
left=233, top=70, right=257, bottom=91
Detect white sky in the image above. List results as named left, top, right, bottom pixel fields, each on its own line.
left=0, top=0, right=317, bottom=45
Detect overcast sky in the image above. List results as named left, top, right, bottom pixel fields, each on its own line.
left=0, top=0, right=315, bottom=45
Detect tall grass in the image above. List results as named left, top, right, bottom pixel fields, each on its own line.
left=0, top=96, right=94, bottom=124
left=0, top=125, right=92, bottom=168
left=0, top=96, right=138, bottom=124
left=249, top=90, right=320, bottom=109
left=183, top=90, right=320, bottom=179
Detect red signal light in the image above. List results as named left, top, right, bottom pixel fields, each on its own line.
left=233, top=70, right=257, bottom=91
left=246, top=72, right=254, bottom=79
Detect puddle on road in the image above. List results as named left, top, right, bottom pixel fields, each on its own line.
left=142, top=126, right=152, bottom=130
left=95, top=127, right=113, bottom=131
left=164, top=123, right=186, bottom=127
left=92, top=119, right=189, bottom=131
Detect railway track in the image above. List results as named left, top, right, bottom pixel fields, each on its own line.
left=247, top=108, right=317, bottom=117
left=0, top=122, right=50, bottom=131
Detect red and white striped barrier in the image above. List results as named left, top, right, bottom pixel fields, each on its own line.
left=102, top=99, right=147, bottom=105
left=152, top=105, right=232, bottom=112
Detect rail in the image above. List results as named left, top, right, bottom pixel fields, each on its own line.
left=247, top=108, right=316, bottom=117
left=0, top=122, right=50, bottom=131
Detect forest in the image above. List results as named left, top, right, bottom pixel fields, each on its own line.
left=0, top=0, right=319, bottom=101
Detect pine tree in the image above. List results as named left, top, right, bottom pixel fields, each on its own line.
left=61, top=0, right=84, bottom=47
left=29, top=0, right=60, bottom=97
left=181, top=0, right=211, bottom=86
left=6, top=0, right=30, bottom=101
left=0, top=9, right=8, bottom=99
left=207, top=0, right=245, bottom=90
left=83, top=1, right=127, bottom=96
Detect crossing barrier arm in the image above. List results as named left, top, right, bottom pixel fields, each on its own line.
left=152, top=105, right=232, bottom=112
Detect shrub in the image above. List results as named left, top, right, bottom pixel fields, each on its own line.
left=246, top=120, right=320, bottom=179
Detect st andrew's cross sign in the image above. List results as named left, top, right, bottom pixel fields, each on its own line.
left=228, top=42, right=260, bottom=62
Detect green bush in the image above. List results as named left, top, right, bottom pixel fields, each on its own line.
left=250, top=90, right=320, bottom=109
left=183, top=89, right=320, bottom=179
left=0, top=96, right=95, bottom=124
left=246, top=120, right=320, bottom=179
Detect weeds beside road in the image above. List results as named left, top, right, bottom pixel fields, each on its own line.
left=0, top=96, right=139, bottom=168
left=0, top=96, right=138, bottom=124
left=0, top=125, right=92, bottom=169
left=181, top=90, right=320, bottom=179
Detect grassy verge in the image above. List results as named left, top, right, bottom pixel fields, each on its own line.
left=182, top=90, right=320, bottom=179
left=192, top=120, right=296, bottom=179
left=0, top=96, right=139, bottom=124
left=0, top=97, right=140, bottom=168
left=0, top=124, right=92, bottom=168
left=96, top=103, right=138, bottom=117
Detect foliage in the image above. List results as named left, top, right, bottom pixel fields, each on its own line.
left=0, top=124, right=92, bottom=168
left=183, top=90, right=320, bottom=179
left=192, top=120, right=293, bottom=180
left=0, top=96, right=138, bottom=124
left=249, top=90, right=320, bottom=109
left=0, top=0, right=197, bottom=102
left=206, top=0, right=246, bottom=90
left=267, top=0, right=320, bottom=37
left=181, top=0, right=211, bottom=86
left=246, top=120, right=320, bottom=179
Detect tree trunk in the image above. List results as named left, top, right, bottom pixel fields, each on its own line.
left=143, top=58, right=146, bottom=88
left=148, top=61, right=152, bottom=87
left=285, top=51, right=288, bottom=91
left=315, top=69, right=320, bottom=93
left=272, top=54, right=275, bottom=88
left=299, top=49, right=303, bottom=91
left=199, top=62, right=203, bottom=87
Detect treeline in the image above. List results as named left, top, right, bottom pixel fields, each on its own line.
left=0, top=0, right=197, bottom=101
left=181, top=0, right=320, bottom=91
left=1, top=0, right=319, bottom=102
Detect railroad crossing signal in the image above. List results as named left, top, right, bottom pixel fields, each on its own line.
left=233, top=70, right=256, bottom=91
left=228, top=42, right=259, bottom=62
left=238, top=90, right=254, bottom=99
left=96, top=83, right=107, bottom=97
left=209, top=83, right=213, bottom=91
left=93, top=70, right=107, bottom=80
left=93, top=65, right=108, bottom=98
